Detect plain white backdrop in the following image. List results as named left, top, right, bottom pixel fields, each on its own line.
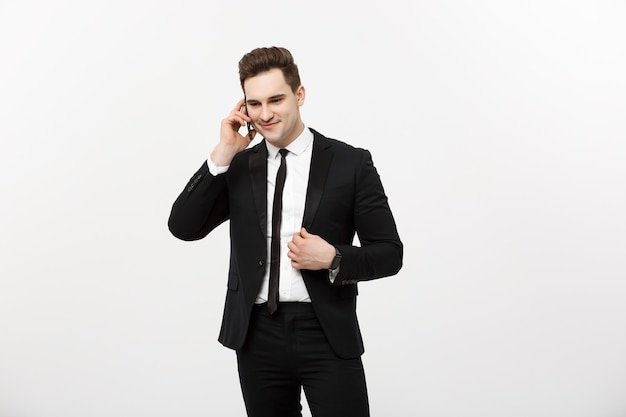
left=1, top=1, right=625, bottom=416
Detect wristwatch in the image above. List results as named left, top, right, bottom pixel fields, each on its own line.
left=329, top=247, right=342, bottom=270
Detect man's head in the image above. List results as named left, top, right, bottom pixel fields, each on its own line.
left=238, top=46, right=301, bottom=93
left=239, top=47, right=305, bottom=148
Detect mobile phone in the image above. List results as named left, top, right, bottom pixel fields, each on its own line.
left=243, top=95, right=254, bottom=140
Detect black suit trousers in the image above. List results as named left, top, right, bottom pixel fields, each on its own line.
left=236, top=303, right=370, bottom=417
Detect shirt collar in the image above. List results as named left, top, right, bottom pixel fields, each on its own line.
left=265, top=126, right=314, bottom=159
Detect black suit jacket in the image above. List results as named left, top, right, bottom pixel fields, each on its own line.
left=168, top=128, right=402, bottom=359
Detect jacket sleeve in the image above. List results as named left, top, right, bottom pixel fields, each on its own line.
left=332, top=150, right=403, bottom=285
left=168, top=161, right=230, bottom=241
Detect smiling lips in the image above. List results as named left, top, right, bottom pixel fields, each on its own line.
left=260, top=121, right=278, bottom=129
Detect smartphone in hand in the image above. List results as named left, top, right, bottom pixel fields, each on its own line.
left=243, top=95, right=255, bottom=140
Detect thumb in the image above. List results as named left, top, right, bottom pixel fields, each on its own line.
left=300, top=227, right=311, bottom=238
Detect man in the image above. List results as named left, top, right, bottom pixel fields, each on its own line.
left=168, top=46, right=402, bottom=417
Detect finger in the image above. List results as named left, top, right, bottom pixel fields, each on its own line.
left=223, top=111, right=244, bottom=124
left=300, top=227, right=310, bottom=238
left=225, top=113, right=249, bottom=128
left=238, top=105, right=251, bottom=121
left=236, top=111, right=253, bottom=126
left=232, top=98, right=246, bottom=113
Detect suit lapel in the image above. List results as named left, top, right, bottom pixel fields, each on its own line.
left=249, top=143, right=268, bottom=236
left=302, top=133, right=333, bottom=229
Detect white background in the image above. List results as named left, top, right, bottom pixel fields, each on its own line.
left=1, top=1, right=625, bottom=416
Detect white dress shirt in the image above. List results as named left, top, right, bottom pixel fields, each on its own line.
left=208, top=127, right=314, bottom=303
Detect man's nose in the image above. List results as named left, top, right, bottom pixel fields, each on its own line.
left=260, top=105, right=274, bottom=122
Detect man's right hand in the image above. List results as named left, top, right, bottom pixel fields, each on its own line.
left=210, top=98, right=257, bottom=167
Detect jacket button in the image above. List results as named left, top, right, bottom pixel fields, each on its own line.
left=258, top=260, right=265, bottom=267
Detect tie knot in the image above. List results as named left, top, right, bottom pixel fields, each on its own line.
left=279, top=148, right=289, bottom=158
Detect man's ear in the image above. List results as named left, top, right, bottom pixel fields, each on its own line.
left=297, top=85, right=306, bottom=106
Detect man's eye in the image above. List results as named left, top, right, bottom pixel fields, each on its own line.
left=270, top=98, right=282, bottom=104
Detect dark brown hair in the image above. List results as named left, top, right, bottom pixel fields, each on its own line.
left=238, top=46, right=301, bottom=93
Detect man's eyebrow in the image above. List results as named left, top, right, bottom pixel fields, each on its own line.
left=247, top=94, right=286, bottom=103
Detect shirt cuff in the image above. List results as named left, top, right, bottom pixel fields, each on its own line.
left=207, top=157, right=229, bottom=176
left=328, top=266, right=340, bottom=284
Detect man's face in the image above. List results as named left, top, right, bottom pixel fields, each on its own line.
left=243, top=68, right=305, bottom=148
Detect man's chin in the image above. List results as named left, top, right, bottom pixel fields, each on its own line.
left=262, top=134, right=284, bottom=145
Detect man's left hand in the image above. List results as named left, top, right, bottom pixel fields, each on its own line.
left=287, top=228, right=335, bottom=270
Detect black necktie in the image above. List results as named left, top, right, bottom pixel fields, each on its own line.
left=268, top=149, right=288, bottom=315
